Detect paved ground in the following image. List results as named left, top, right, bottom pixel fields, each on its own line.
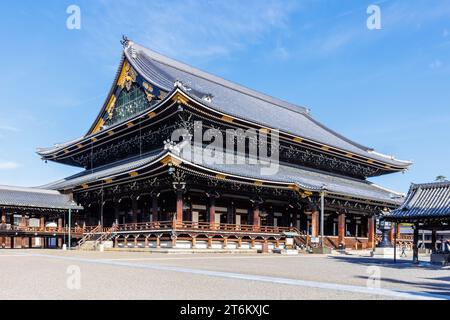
left=0, top=250, right=449, bottom=300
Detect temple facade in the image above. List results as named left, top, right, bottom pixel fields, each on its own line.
left=31, top=38, right=412, bottom=251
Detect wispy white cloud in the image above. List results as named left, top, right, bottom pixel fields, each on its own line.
left=301, top=0, right=450, bottom=57
left=430, top=59, right=443, bottom=69
left=85, top=0, right=299, bottom=61
left=0, top=161, right=20, bottom=170
left=0, top=124, right=19, bottom=132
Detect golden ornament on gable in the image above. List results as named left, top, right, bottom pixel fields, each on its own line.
left=143, top=82, right=154, bottom=93
left=145, top=92, right=154, bottom=102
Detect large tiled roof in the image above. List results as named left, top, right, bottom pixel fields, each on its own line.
left=124, top=41, right=410, bottom=168
left=44, top=147, right=403, bottom=205
left=41, top=150, right=164, bottom=190
left=0, top=185, right=83, bottom=211
left=388, top=182, right=450, bottom=220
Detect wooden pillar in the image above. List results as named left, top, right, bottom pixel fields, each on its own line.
left=152, top=194, right=159, bottom=223
left=253, top=203, right=260, bottom=231
left=114, top=200, right=120, bottom=225
left=291, top=210, right=297, bottom=229
left=413, top=223, right=419, bottom=264
left=19, top=215, right=27, bottom=230
left=57, top=217, right=63, bottom=232
left=10, top=236, right=15, bottom=249
left=396, top=224, right=401, bottom=239
left=367, top=216, right=375, bottom=249
left=389, top=227, right=395, bottom=244
left=227, top=203, right=234, bottom=225
left=338, top=213, right=346, bottom=248
left=176, top=190, right=184, bottom=227
left=1, top=210, right=5, bottom=248
left=28, top=237, right=33, bottom=249
left=191, top=236, right=196, bottom=248
left=431, top=229, right=437, bottom=253
left=40, top=216, right=45, bottom=231
left=132, top=198, right=139, bottom=224
left=156, top=236, right=161, bottom=249
left=209, top=196, right=216, bottom=230
left=311, top=211, right=319, bottom=238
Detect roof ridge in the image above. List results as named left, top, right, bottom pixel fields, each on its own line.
left=412, top=181, right=450, bottom=189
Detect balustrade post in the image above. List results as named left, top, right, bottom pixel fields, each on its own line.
left=207, top=237, right=213, bottom=249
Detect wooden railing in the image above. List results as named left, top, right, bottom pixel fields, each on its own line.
left=0, top=225, right=85, bottom=235
left=175, top=221, right=293, bottom=234
left=115, top=221, right=173, bottom=232
left=110, top=221, right=297, bottom=235
left=77, top=225, right=102, bottom=248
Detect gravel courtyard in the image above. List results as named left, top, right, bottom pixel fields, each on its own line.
left=0, top=250, right=449, bottom=300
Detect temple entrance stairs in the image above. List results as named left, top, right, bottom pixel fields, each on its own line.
left=77, top=224, right=118, bottom=251
left=291, top=228, right=309, bottom=249
left=77, top=225, right=101, bottom=250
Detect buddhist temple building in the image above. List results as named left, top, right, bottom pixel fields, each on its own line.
left=0, top=185, right=82, bottom=248
left=2, top=38, right=412, bottom=251
left=386, top=182, right=450, bottom=265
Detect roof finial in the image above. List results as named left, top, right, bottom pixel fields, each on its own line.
left=120, top=35, right=130, bottom=48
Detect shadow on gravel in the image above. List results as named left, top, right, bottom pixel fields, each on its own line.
left=327, top=255, right=449, bottom=270
left=355, top=275, right=450, bottom=298
left=329, top=256, right=450, bottom=298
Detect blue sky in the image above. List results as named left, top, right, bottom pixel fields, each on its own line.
left=0, top=0, right=449, bottom=194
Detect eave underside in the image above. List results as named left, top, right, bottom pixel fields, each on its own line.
left=43, top=148, right=403, bottom=207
